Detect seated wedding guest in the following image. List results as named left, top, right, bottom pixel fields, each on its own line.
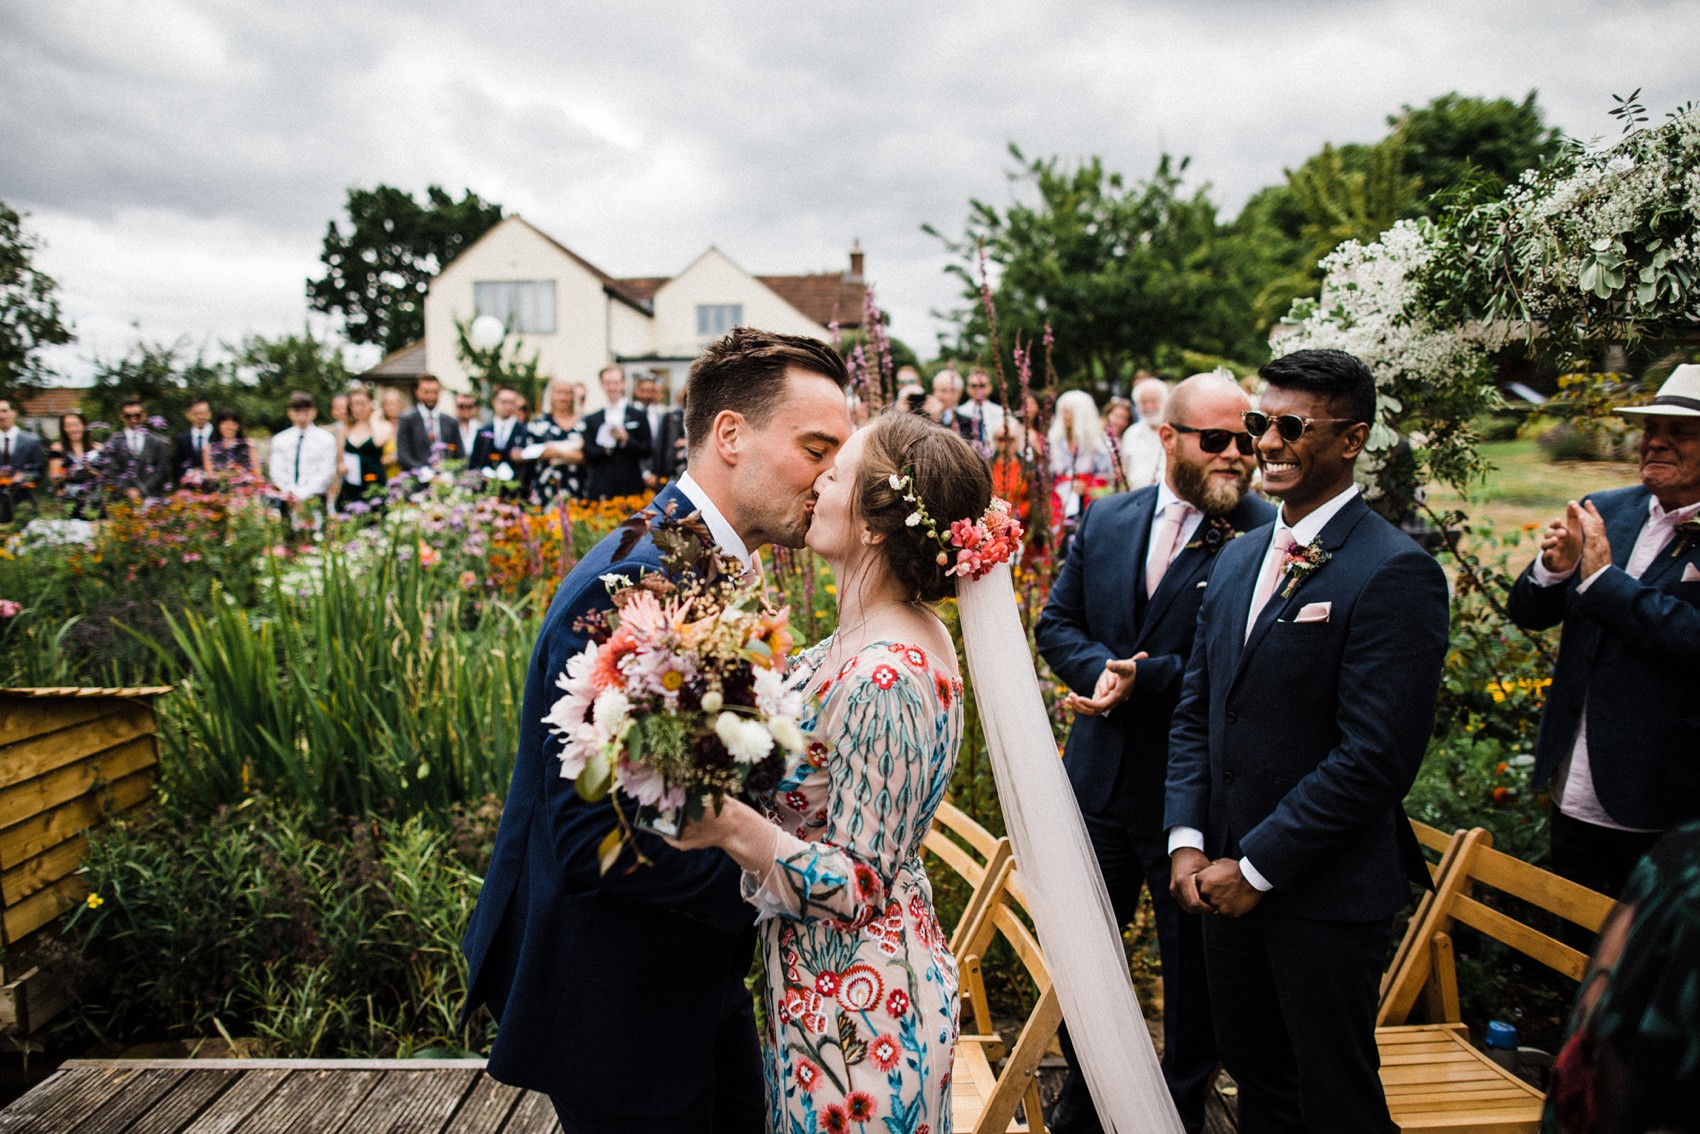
left=1050, top=389, right=1115, bottom=544
left=0, top=397, right=46, bottom=524
left=581, top=364, right=652, bottom=500
left=1545, top=821, right=1700, bottom=1134
left=48, top=411, right=103, bottom=517
left=525, top=378, right=584, bottom=504
left=173, top=398, right=214, bottom=483
left=1120, top=376, right=1170, bottom=490
left=105, top=396, right=173, bottom=501
left=203, top=408, right=261, bottom=480
left=1508, top=364, right=1700, bottom=901
left=267, top=392, right=338, bottom=526
left=377, top=386, right=406, bottom=479
left=956, top=366, right=1006, bottom=452
left=338, top=385, right=386, bottom=510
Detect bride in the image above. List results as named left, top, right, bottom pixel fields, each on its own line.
left=673, top=411, right=1181, bottom=1134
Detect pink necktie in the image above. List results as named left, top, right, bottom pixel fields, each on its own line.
left=1146, top=501, right=1190, bottom=597
left=1248, top=529, right=1298, bottom=632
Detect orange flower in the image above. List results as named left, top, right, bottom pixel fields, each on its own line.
left=1491, top=786, right=1513, bottom=806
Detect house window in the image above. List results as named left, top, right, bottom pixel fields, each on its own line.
left=696, top=304, right=743, bottom=337
left=474, top=280, right=558, bottom=334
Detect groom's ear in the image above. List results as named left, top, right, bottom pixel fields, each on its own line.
left=711, top=410, right=746, bottom=463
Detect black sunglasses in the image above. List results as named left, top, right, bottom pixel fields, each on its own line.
left=1171, top=423, right=1254, bottom=455
left=1242, top=411, right=1362, bottom=443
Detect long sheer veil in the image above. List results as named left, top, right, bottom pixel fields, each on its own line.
left=957, top=562, right=1185, bottom=1134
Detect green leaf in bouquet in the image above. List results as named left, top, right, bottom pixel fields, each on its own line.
left=625, top=724, right=645, bottom=764
left=576, top=749, right=615, bottom=801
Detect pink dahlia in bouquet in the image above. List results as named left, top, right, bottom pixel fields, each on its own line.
left=544, top=507, right=810, bottom=869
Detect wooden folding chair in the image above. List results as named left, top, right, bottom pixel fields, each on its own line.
left=1378, top=820, right=1477, bottom=1027
left=923, top=798, right=1014, bottom=954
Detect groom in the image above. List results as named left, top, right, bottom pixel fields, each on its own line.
left=1165, top=349, right=1448, bottom=1133
left=461, top=328, right=852, bottom=1133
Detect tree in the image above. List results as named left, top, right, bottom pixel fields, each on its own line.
left=226, top=330, right=352, bottom=431
left=83, top=338, right=228, bottom=433
left=307, top=185, right=503, bottom=355
left=928, top=147, right=1265, bottom=396
left=0, top=201, right=74, bottom=401
left=1397, top=91, right=1562, bottom=207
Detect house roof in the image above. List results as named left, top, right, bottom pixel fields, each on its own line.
left=507, top=216, right=652, bottom=313
left=615, top=277, right=669, bottom=304
left=19, top=388, right=82, bottom=418
left=757, top=273, right=869, bottom=331
left=359, top=340, right=428, bottom=381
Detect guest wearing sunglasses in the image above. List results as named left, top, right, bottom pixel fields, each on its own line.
left=1165, top=349, right=1448, bottom=1133
left=105, top=397, right=173, bottom=501
left=1037, top=372, right=1272, bottom=1134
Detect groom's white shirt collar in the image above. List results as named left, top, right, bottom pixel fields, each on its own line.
left=676, top=471, right=754, bottom=570
left=1276, top=482, right=1359, bottom=546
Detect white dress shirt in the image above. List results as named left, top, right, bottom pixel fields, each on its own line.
left=1120, top=421, right=1166, bottom=489
left=676, top=471, right=753, bottom=571
left=459, top=419, right=480, bottom=457
left=596, top=400, right=632, bottom=449
left=489, top=416, right=519, bottom=454
left=962, top=398, right=1005, bottom=442
left=269, top=425, right=339, bottom=499
left=0, top=427, right=19, bottom=463
left=1168, top=483, right=1360, bottom=893
left=1144, top=480, right=1204, bottom=584
left=1531, top=494, right=1700, bottom=831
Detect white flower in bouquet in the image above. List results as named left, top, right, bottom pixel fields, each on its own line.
left=592, top=688, right=632, bottom=735
left=714, top=711, right=775, bottom=764
left=752, top=665, right=806, bottom=721
left=767, top=716, right=807, bottom=754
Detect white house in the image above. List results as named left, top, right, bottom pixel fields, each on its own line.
left=411, top=216, right=869, bottom=410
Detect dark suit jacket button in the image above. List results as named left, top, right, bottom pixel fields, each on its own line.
left=1223, top=771, right=1236, bottom=785
left=1226, top=711, right=1239, bottom=724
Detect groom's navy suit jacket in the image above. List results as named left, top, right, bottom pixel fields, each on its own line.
left=1507, top=485, right=1700, bottom=830
left=461, top=483, right=756, bottom=1113
left=1164, top=493, right=1448, bottom=923
left=1037, top=486, right=1274, bottom=828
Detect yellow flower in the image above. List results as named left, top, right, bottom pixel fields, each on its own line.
left=824, top=584, right=836, bottom=595
left=86, top=893, right=105, bottom=910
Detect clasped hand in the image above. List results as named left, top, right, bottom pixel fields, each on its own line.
left=1170, top=848, right=1263, bottom=918
left=1539, top=499, right=1612, bottom=579
left=1063, top=651, right=1149, bottom=717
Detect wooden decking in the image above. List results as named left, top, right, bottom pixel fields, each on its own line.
left=0, top=1060, right=563, bottom=1133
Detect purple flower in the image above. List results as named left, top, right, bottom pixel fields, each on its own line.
left=147, top=415, right=169, bottom=431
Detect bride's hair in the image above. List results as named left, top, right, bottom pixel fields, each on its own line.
left=856, top=411, right=992, bottom=603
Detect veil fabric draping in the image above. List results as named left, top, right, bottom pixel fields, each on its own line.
left=957, top=562, right=1185, bottom=1134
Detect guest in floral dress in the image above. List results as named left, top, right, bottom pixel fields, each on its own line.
left=671, top=411, right=995, bottom=1134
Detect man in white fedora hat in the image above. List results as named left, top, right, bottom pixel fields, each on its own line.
left=1508, top=363, right=1700, bottom=899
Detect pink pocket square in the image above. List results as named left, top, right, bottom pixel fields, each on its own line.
left=1293, top=601, right=1332, bottom=623
left=1684, top=563, right=1700, bottom=583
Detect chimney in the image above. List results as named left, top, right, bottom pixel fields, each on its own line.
left=848, top=240, right=864, bottom=281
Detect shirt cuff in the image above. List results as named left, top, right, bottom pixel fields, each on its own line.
left=1167, top=827, right=1205, bottom=855
left=1530, top=558, right=1577, bottom=587
left=1575, top=564, right=1612, bottom=593
left=1238, top=855, right=1274, bottom=892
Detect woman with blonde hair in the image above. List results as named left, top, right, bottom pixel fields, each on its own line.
left=375, top=386, right=405, bottom=481
left=1048, top=389, right=1114, bottom=546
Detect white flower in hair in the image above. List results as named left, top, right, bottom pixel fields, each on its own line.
left=906, top=512, right=922, bottom=527
left=888, top=473, right=904, bottom=490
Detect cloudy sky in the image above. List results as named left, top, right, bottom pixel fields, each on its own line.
left=3, top=0, right=1695, bottom=381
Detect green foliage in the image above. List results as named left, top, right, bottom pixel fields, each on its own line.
left=52, top=797, right=494, bottom=1057
left=307, top=185, right=504, bottom=354
left=927, top=147, right=1267, bottom=393
left=83, top=339, right=228, bottom=433
left=1396, top=91, right=1562, bottom=206
left=453, top=316, right=546, bottom=409
left=0, top=201, right=74, bottom=400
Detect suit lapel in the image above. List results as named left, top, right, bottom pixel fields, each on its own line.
left=1231, top=496, right=1367, bottom=691
left=1142, top=540, right=1208, bottom=632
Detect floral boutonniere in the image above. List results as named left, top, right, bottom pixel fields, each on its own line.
left=1279, top=538, right=1332, bottom=598
left=1671, top=517, right=1700, bottom=558
left=1185, top=515, right=1240, bottom=556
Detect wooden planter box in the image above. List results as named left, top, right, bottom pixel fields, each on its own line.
left=0, top=686, right=170, bottom=1034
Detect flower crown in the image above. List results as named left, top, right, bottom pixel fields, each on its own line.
left=887, top=471, right=1025, bottom=580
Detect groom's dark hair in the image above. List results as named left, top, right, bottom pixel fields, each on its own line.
left=684, top=327, right=849, bottom=454
left=1259, top=349, right=1376, bottom=427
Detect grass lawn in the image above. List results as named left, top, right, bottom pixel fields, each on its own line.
left=1428, top=438, right=1641, bottom=535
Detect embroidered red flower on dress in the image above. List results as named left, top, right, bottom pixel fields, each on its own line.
left=847, top=1092, right=878, bottom=1122
left=933, top=671, right=954, bottom=707
left=869, top=664, right=899, bottom=690
left=837, top=965, right=885, bottom=1011
left=806, top=740, right=829, bottom=768
left=794, top=1056, right=823, bottom=1093
left=870, top=1033, right=901, bottom=1071
left=885, top=989, right=910, bottom=1017
left=785, top=790, right=809, bottom=812
left=814, top=970, right=840, bottom=997
left=821, top=1104, right=849, bottom=1134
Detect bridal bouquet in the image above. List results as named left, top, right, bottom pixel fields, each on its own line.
left=544, top=506, right=811, bottom=870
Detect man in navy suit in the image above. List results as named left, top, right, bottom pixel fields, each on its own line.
left=1037, top=372, right=1272, bottom=1134
left=461, top=327, right=852, bottom=1133
left=468, top=386, right=525, bottom=492
left=583, top=364, right=654, bottom=499
left=1165, top=349, right=1449, bottom=1133
left=1508, top=364, right=1700, bottom=900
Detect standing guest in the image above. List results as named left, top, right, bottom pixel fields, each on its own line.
left=395, top=375, right=461, bottom=473
left=470, top=386, right=525, bottom=486
left=633, top=374, right=676, bottom=487
left=1165, top=349, right=1448, bottom=1134
left=0, top=397, right=46, bottom=524
left=330, top=391, right=351, bottom=435
left=338, top=386, right=386, bottom=510
left=525, top=378, right=585, bottom=505
left=932, top=367, right=964, bottom=430
left=581, top=364, right=652, bottom=500
left=267, top=392, right=338, bottom=526
left=1022, top=391, right=1051, bottom=463
left=203, top=408, right=260, bottom=479
left=1049, top=389, right=1115, bottom=537
left=1507, top=364, right=1700, bottom=900
left=955, top=367, right=1006, bottom=452
left=48, top=411, right=103, bottom=517
left=989, top=420, right=1033, bottom=526
left=1037, top=374, right=1271, bottom=1134
left=1120, top=377, right=1171, bottom=491
left=375, top=386, right=405, bottom=479
left=1103, top=396, right=1134, bottom=446
left=173, top=398, right=214, bottom=483
left=453, top=391, right=483, bottom=463
left=105, top=397, right=173, bottom=501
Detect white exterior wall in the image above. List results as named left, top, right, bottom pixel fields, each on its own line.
left=424, top=217, right=613, bottom=394
left=650, top=248, right=826, bottom=360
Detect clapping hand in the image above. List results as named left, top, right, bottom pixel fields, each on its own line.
left=1064, top=652, right=1149, bottom=717
left=1575, top=500, right=1612, bottom=579
left=1538, top=504, right=1584, bottom=574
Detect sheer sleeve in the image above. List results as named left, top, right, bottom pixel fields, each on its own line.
left=742, top=652, right=940, bottom=927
